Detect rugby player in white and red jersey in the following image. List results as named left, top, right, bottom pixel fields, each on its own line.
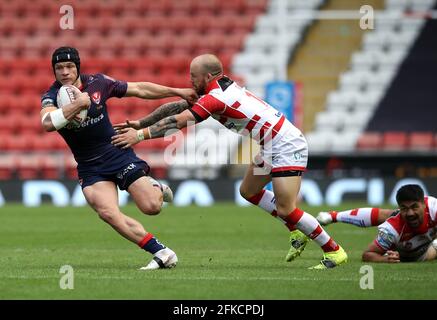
left=361, top=184, right=437, bottom=263
left=112, top=54, right=348, bottom=269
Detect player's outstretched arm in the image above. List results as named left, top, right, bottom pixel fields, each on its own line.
left=362, top=242, right=400, bottom=263
left=111, top=109, right=196, bottom=149
left=125, top=82, right=198, bottom=104
left=113, top=100, right=190, bottom=130
left=40, top=93, right=91, bottom=131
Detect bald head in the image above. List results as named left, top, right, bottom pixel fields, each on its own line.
left=190, top=54, right=224, bottom=95
left=191, top=54, right=223, bottom=76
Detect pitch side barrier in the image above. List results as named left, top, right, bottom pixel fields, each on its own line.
left=0, top=177, right=436, bottom=207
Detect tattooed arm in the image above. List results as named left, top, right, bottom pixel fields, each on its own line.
left=111, top=109, right=197, bottom=149
left=113, top=100, right=191, bottom=130
left=148, top=109, right=196, bottom=137
left=139, top=100, right=190, bottom=128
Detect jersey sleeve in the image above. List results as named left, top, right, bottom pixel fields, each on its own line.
left=99, top=74, right=128, bottom=98
left=426, top=196, right=437, bottom=222
left=374, top=224, right=397, bottom=251
left=189, top=94, right=226, bottom=121
left=41, top=89, right=58, bottom=109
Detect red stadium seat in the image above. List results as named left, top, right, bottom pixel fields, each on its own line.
left=168, top=74, right=191, bottom=88
left=6, top=133, right=35, bottom=151
left=193, top=0, right=217, bottom=16
left=163, top=54, right=191, bottom=75
left=108, top=110, right=128, bottom=125
left=119, top=4, right=145, bottom=18
left=146, top=0, right=172, bottom=16
left=382, top=131, right=408, bottom=151
left=0, top=113, right=17, bottom=135
left=233, top=15, right=257, bottom=34
left=37, top=75, right=55, bottom=93
left=167, top=15, right=195, bottom=34
left=119, top=16, right=153, bottom=35
left=356, top=132, right=383, bottom=151
left=215, top=0, right=247, bottom=15
left=170, top=0, right=196, bottom=16
left=64, top=154, right=78, bottom=180
left=18, top=112, right=43, bottom=134
left=40, top=154, right=62, bottom=179
left=219, top=52, right=235, bottom=74
left=15, top=95, right=41, bottom=114
left=146, top=34, right=174, bottom=56
left=409, top=132, right=434, bottom=151
left=16, top=153, right=43, bottom=179
left=0, top=154, right=16, bottom=180
left=30, top=133, right=57, bottom=151
left=246, top=0, right=268, bottom=14
left=196, top=34, right=225, bottom=53
left=51, top=134, right=68, bottom=151
left=170, top=34, right=197, bottom=56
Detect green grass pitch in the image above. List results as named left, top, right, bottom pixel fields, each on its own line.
left=0, top=203, right=436, bottom=299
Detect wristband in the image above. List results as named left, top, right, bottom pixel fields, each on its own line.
left=136, top=129, right=145, bottom=141
left=50, top=108, right=69, bottom=130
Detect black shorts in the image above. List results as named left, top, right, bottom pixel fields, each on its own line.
left=271, top=170, right=304, bottom=178
left=77, top=149, right=150, bottom=190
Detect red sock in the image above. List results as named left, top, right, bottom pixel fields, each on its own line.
left=248, top=190, right=296, bottom=231
left=330, top=211, right=338, bottom=222
left=287, top=208, right=340, bottom=252
left=138, top=233, right=153, bottom=248
left=321, top=238, right=340, bottom=252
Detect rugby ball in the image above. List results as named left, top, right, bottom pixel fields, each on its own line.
left=56, top=85, right=88, bottom=127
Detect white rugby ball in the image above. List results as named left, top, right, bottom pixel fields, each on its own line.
left=56, top=85, right=88, bottom=127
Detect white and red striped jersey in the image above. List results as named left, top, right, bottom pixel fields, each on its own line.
left=189, top=76, right=302, bottom=145
left=375, top=196, right=437, bottom=261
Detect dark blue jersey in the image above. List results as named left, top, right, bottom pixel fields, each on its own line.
left=41, top=74, right=128, bottom=162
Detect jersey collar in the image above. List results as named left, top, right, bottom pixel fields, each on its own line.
left=205, top=75, right=223, bottom=94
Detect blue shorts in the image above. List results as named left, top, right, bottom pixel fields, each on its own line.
left=77, top=149, right=150, bottom=190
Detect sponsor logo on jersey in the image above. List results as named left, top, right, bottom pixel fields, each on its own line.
left=377, top=228, right=396, bottom=249
left=66, top=113, right=105, bottom=130
left=92, top=91, right=101, bottom=104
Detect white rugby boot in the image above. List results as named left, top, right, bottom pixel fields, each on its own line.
left=140, top=247, right=178, bottom=270
left=316, top=211, right=333, bottom=226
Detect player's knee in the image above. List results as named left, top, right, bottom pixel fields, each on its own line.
left=139, top=201, right=162, bottom=216
left=97, top=209, right=119, bottom=224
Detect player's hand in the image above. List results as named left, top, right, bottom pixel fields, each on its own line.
left=385, top=250, right=400, bottom=263
left=113, top=120, right=141, bottom=131
left=75, top=92, right=91, bottom=109
left=176, top=88, right=198, bottom=105
left=111, top=127, right=139, bottom=149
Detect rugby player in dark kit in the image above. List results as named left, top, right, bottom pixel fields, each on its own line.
left=40, top=47, right=198, bottom=270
